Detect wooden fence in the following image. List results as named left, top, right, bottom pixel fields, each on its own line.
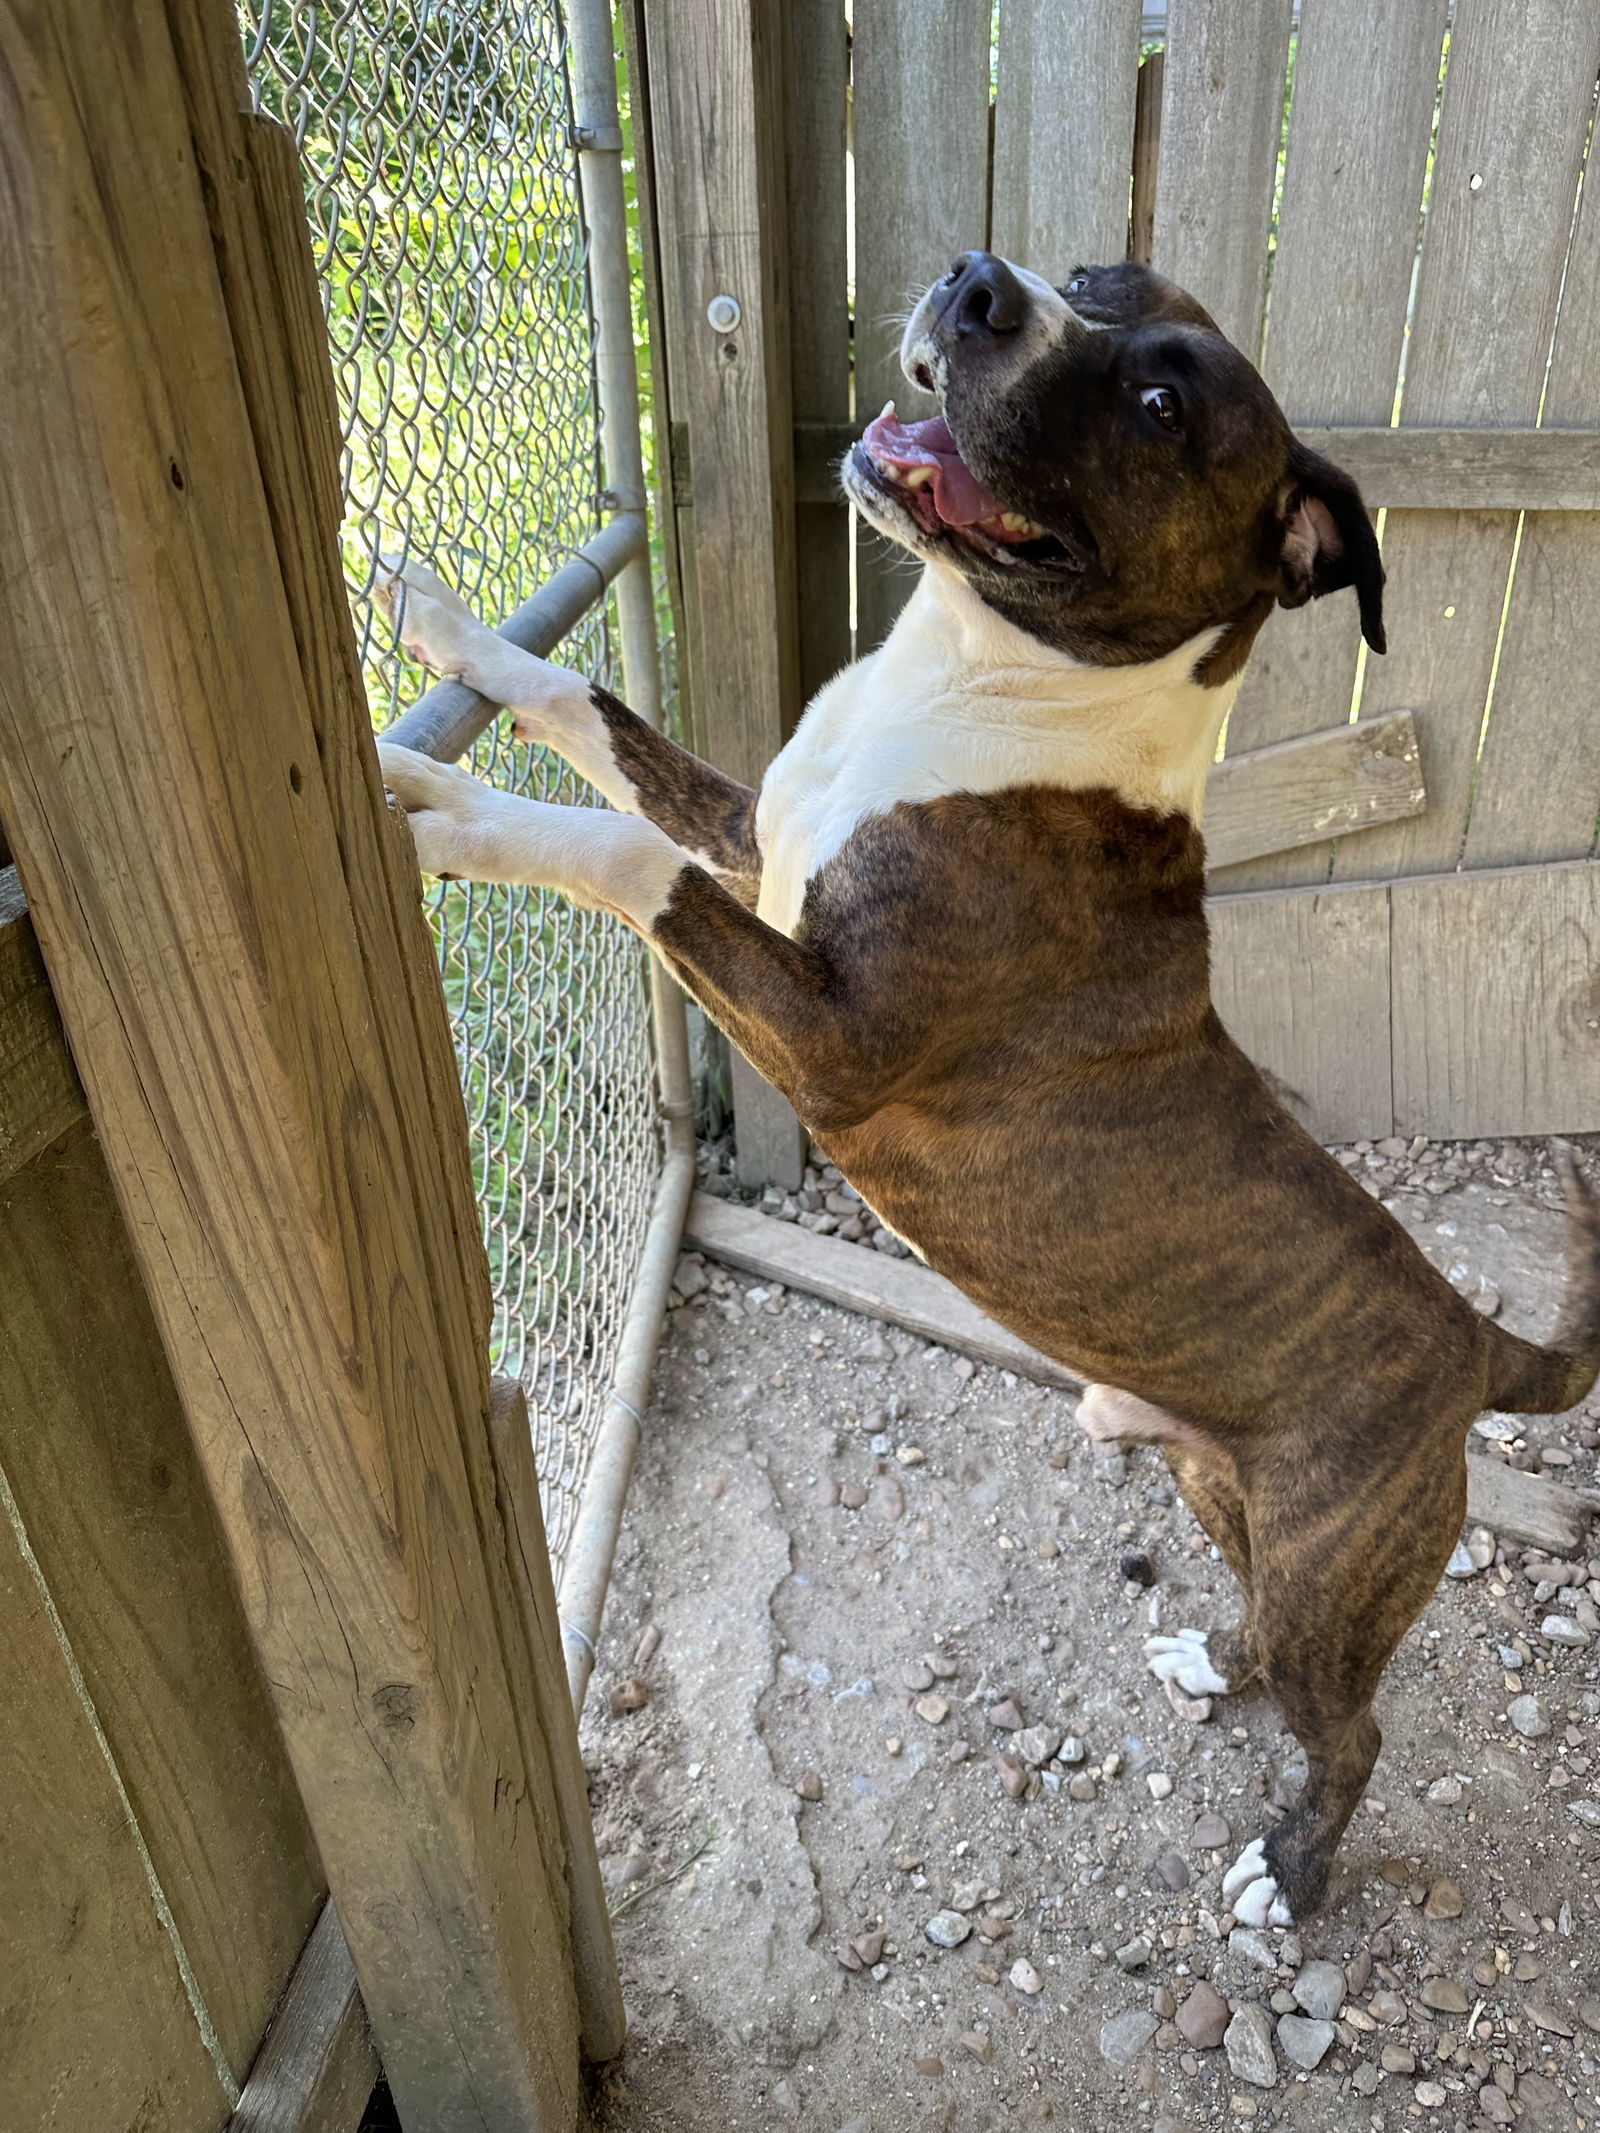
left=0, top=0, right=619, bottom=2126
left=635, top=0, right=1600, bottom=1155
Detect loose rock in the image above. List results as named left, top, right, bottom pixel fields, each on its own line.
left=1419, top=1976, right=1469, bottom=2015
left=1115, top=1936, right=1151, bottom=1971
left=609, top=1677, right=649, bottom=1715
left=1223, top=2003, right=1278, bottom=2089
left=1175, top=1982, right=1231, bottom=2050
left=1423, top=1876, right=1463, bottom=1919
left=923, top=1910, right=971, bottom=1949
left=1010, top=1957, right=1044, bottom=1996
left=795, top=1769, right=824, bottom=1802
left=1098, top=2010, right=1159, bottom=2065
left=1276, top=2015, right=1333, bottom=2071
left=914, top=1695, right=950, bottom=1725
left=1379, top=2044, right=1416, bottom=2074
left=1191, top=1812, right=1231, bottom=1850
left=1507, top=1693, right=1550, bottom=1737
left=1014, top=1724, right=1061, bottom=1767
left=987, top=1698, right=1024, bottom=1731
left=1291, top=1960, right=1346, bottom=2023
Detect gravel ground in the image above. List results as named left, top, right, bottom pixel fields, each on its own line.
left=583, top=1137, right=1600, bottom=2132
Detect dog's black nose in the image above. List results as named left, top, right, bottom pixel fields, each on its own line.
left=935, top=251, right=1028, bottom=336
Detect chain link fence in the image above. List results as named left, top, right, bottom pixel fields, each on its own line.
left=244, top=0, right=662, bottom=1573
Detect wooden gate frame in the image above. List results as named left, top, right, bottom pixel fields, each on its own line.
left=0, top=1, right=618, bottom=2126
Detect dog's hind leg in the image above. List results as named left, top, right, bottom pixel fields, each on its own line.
left=1221, top=1438, right=1465, bottom=1921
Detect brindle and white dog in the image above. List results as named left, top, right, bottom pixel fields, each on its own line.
left=378, top=255, right=1600, bottom=1922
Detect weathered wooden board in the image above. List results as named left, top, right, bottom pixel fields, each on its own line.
left=0, top=1118, right=326, bottom=2088
left=1212, top=857, right=1600, bottom=1140
left=1129, top=50, right=1164, bottom=265
left=1204, top=710, right=1425, bottom=873
left=852, top=0, right=991, bottom=652
left=992, top=0, right=1143, bottom=275
left=1390, top=859, right=1600, bottom=1138
left=1209, top=880, right=1394, bottom=1141
left=791, top=421, right=1600, bottom=511
left=0, top=1508, right=235, bottom=2133
left=1336, top=0, right=1600, bottom=887
left=1463, top=115, right=1600, bottom=872
left=1216, top=0, right=1448, bottom=894
left=0, top=2, right=589, bottom=2122
left=227, top=1904, right=375, bottom=2133
left=1150, top=0, right=1294, bottom=356
left=683, top=1192, right=1079, bottom=1388
left=681, top=1199, right=1595, bottom=1556
left=0, top=866, right=86, bottom=1180
left=784, top=0, right=851, bottom=714
left=650, top=0, right=806, bottom=1188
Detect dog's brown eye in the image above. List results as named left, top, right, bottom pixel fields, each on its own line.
left=1140, top=385, right=1182, bottom=431
left=1066, top=274, right=1088, bottom=295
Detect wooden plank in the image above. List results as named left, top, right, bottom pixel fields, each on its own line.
left=1203, top=709, right=1425, bottom=872
left=0, top=865, right=87, bottom=1180
left=791, top=420, right=1600, bottom=511
left=1216, top=0, right=1448, bottom=894
left=1208, top=879, right=1394, bottom=1140
left=1390, top=859, right=1600, bottom=1137
left=852, top=0, right=991, bottom=651
left=683, top=1192, right=1080, bottom=1388
left=0, top=1504, right=233, bottom=2133
left=783, top=0, right=851, bottom=716
left=1129, top=50, right=1164, bottom=266
left=992, top=0, right=1143, bottom=275
left=484, top=1379, right=624, bottom=2066
left=1334, top=0, right=1600, bottom=887
left=1464, top=1455, right=1592, bottom=1558
left=228, top=1904, right=376, bottom=2133
left=0, top=1118, right=326, bottom=2086
left=1463, top=115, right=1600, bottom=871
left=649, top=0, right=807, bottom=1189
left=1150, top=0, right=1294, bottom=357
left=0, top=2, right=587, bottom=2123
left=1292, top=426, right=1600, bottom=513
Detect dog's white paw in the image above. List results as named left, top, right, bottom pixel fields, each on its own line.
left=376, top=741, right=487, bottom=877
left=1221, top=1837, right=1293, bottom=1928
left=1144, top=1626, right=1229, bottom=1699
left=375, top=553, right=490, bottom=678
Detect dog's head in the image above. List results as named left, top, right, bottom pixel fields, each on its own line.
left=843, top=253, right=1385, bottom=673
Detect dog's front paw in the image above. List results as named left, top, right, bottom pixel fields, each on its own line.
left=1221, top=1836, right=1294, bottom=1928
left=376, top=740, right=487, bottom=879
left=1144, top=1626, right=1229, bottom=1698
left=375, top=553, right=490, bottom=680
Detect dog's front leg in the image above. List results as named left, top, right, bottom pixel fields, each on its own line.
left=376, top=558, right=762, bottom=893
left=377, top=745, right=866, bottom=1124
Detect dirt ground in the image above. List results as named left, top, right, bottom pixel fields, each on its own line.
left=583, top=1136, right=1600, bottom=2133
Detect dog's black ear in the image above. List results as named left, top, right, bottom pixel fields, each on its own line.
left=1276, top=440, right=1386, bottom=654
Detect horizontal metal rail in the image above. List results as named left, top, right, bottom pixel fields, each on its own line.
left=383, top=510, right=647, bottom=762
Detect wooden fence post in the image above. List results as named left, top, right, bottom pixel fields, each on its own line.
left=640, top=0, right=807, bottom=1189
left=0, top=1, right=615, bottom=2123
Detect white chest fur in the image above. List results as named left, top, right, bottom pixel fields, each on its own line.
left=752, top=568, right=1240, bottom=939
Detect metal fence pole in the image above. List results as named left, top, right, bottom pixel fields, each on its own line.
left=558, top=0, right=698, bottom=1718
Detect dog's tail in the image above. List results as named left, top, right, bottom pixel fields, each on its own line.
left=1483, top=1144, right=1600, bottom=1414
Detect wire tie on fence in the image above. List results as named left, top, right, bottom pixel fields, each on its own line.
left=659, top=1098, right=694, bottom=1121
left=606, top=1392, right=644, bottom=1431
left=561, top=1617, right=598, bottom=1661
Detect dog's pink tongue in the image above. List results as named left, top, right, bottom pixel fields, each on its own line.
left=862, top=408, right=1001, bottom=527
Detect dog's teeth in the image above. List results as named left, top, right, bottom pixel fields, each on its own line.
left=902, top=466, right=934, bottom=489
left=880, top=400, right=897, bottom=422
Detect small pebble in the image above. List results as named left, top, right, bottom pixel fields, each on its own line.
left=795, top=1770, right=823, bottom=1802
left=1115, top=1936, right=1152, bottom=1971
left=1379, top=2044, right=1415, bottom=2074
left=987, top=1698, right=1024, bottom=1730
left=1426, top=1775, right=1464, bottom=1805
left=914, top=1695, right=950, bottom=1725
left=1507, top=1693, right=1550, bottom=1737
left=914, top=2056, right=944, bottom=2078
left=1419, top=1976, right=1468, bottom=2015
left=1291, top=1960, right=1346, bottom=2023
left=1414, top=2081, right=1446, bottom=2108
left=996, top=1754, right=1028, bottom=1799
left=1423, top=1876, right=1463, bottom=1919
left=923, top=1910, right=971, bottom=1949
left=1147, top=1772, right=1173, bottom=1800
left=1191, top=1812, right=1231, bottom=1849
left=1010, top=1957, right=1044, bottom=1995
left=1176, top=1982, right=1231, bottom=2050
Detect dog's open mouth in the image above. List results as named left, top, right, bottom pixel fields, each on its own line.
left=856, top=404, right=1069, bottom=566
